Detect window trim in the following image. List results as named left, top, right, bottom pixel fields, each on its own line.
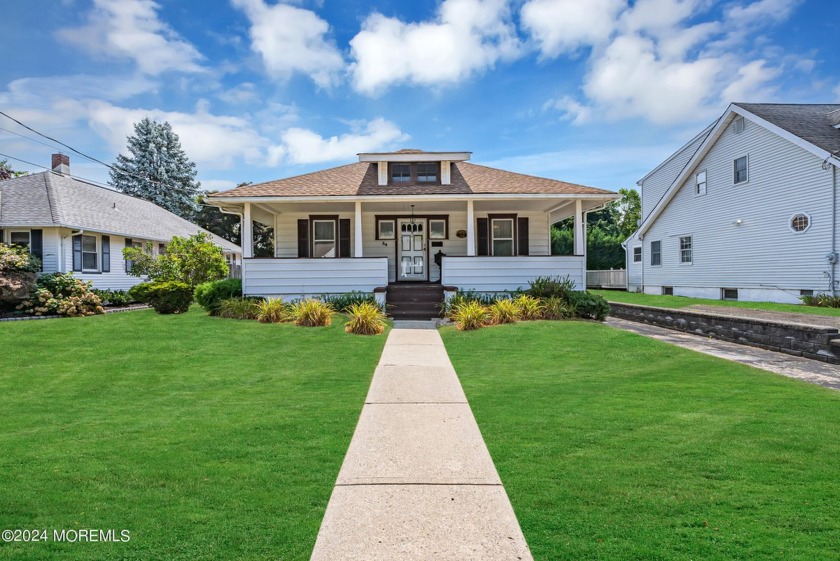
left=679, top=235, right=693, bottom=265
left=8, top=229, right=31, bottom=249
left=733, top=155, right=749, bottom=185
left=650, top=240, right=662, bottom=267
left=721, top=288, right=739, bottom=301
left=81, top=234, right=99, bottom=273
left=633, top=246, right=642, bottom=263
left=390, top=163, right=412, bottom=184
left=789, top=212, right=811, bottom=234
left=415, top=162, right=440, bottom=184
left=310, top=215, right=339, bottom=258
left=377, top=219, right=396, bottom=240
left=428, top=218, right=447, bottom=240
left=694, top=170, right=707, bottom=196
left=488, top=214, right=517, bottom=256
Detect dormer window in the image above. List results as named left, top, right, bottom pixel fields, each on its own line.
left=391, top=163, right=411, bottom=183
left=416, top=163, right=438, bottom=183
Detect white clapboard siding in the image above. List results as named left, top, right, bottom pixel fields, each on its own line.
left=626, top=236, right=643, bottom=290
left=243, top=258, right=389, bottom=297
left=442, top=256, right=585, bottom=292
left=61, top=231, right=146, bottom=291
left=635, top=114, right=836, bottom=299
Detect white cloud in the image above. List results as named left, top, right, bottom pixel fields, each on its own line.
left=543, top=96, right=591, bottom=125
left=349, top=0, right=520, bottom=95
left=218, top=82, right=259, bottom=105
left=521, top=0, right=623, bottom=57
left=721, top=60, right=781, bottom=102
left=281, top=118, right=409, bottom=164
left=56, top=0, right=204, bottom=75
left=725, top=0, right=802, bottom=24
left=231, top=0, right=344, bottom=88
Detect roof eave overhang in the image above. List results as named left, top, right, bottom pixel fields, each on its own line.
left=207, top=192, right=620, bottom=204
left=358, top=152, right=471, bottom=163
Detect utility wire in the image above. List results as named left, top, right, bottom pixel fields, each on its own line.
left=0, top=125, right=63, bottom=151
left=0, top=151, right=115, bottom=191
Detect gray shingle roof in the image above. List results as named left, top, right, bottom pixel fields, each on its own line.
left=0, top=171, right=240, bottom=252
left=735, top=103, right=840, bottom=155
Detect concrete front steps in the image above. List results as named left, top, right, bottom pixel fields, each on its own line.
left=386, top=284, right=444, bottom=321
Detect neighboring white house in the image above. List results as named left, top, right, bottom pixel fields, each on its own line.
left=626, top=103, right=840, bottom=304
left=208, top=149, right=618, bottom=300
left=0, top=154, right=242, bottom=290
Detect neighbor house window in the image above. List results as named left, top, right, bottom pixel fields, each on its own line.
left=9, top=230, right=30, bottom=249
left=790, top=213, right=810, bottom=233
left=679, top=236, right=693, bottom=264
left=734, top=156, right=748, bottom=184
left=378, top=219, right=395, bottom=240
left=429, top=219, right=447, bottom=239
left=391, top=163, right=411, bottom=183
left=491, top=218, right=514, bottom=256
left=662, top=286, right=674, bottom=296
left=733, top=116, right=745, bottom=133
left=312, top=220, right=336, bottom=258
left=650, top=240, right=661, bottom=266
left=695, top=170, right=707, bottom=196
left=633, top=246, right=642, bottom=263
left=416, top=163, right=438, bottom=183
left=722, top=288, right=739, bottom=301
left=82, top=235, right=98, bottom=271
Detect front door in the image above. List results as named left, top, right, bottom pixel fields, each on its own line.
left=398, top=218, right=426, bottom=281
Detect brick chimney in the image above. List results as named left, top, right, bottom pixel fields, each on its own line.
left=51, top=153, right=70, bottom=175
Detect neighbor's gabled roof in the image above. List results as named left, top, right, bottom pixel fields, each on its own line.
left=0, top=171, right=240, bottom=252
left=210, top=161, right=615, bottom=200
left=637, top=102, right=840, bottom=238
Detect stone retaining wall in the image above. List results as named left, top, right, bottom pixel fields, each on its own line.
left=609, top=302, right=840, bottom=364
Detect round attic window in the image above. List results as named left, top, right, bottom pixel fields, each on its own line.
left=790, top=213, right=810, bottom=233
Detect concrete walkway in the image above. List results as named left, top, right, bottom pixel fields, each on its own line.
left=310, top=321, right=533, bottom=561
left=607, top=317, right=840, bottom=391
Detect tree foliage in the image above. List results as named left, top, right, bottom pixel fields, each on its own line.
left=109, top=118, right=200, bottom=219
left=123, top=232, right=228, bottom=288
left=0, top=159, right=27, bottom=181
left=551, top=188, right=641, bottom=269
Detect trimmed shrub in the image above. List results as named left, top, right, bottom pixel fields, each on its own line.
left=91, top=289, right=134, bottom=307
left=195, top=278, right=243, bottom=315
left=450, top=300, right=488, bottom=331
left=144, top=281, right=193, bottom=314
left=128, top=282, right=154, bottom=304
left=514, top=294, right=545, bottom=320
left=487, top=298, right=520, bottom=325
left=542, top=296, right=573, bottom=320
left=18, top=272, right=104, bottom=317
left=566, top=291, right=610, bottom=321
left=256, top=298, right=287, bottom=323
left=345, top=301, right=387, bottom=335
left=527, top=275, right=576, bottom=300
left=323, top=291, right=377, bottom=313
left=288, top=299, right=333, bottom=327
left=218, top=298, right=261, bottom=320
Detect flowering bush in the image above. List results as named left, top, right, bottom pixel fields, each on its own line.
left=17, top=273, right=104, bottom=317
left=0, top=243, right=41, bottom=273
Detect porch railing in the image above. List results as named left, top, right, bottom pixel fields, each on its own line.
left=242, top=257, right=389, bottom=297
left=586, top=269, right=626, bottom=289
left=441, top=255, right=586, bottom=292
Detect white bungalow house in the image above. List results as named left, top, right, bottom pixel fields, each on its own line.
left=208, top=149, right=617, bottom=316
left=0, top=154, right=242, bottom=291
left=626, top=103, right=840, bottom=304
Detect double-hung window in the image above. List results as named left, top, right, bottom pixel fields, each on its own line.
left=312, top=220, right=337, bottom=258
left=82, top=235, right=98, bottom=271
left=650, top=240, right=661, bottom=266
left=695, top=170, right=707, bottom=196
left=679, top=236, right=692, bottom=264
left=734, top=156, right=748, bottom=184
left=491, top=218, right=515, bottom=256
left=633, top=246, right=642, bottom=263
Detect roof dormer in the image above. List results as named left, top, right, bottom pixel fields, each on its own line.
left=358, top=149, right=471, bottom=186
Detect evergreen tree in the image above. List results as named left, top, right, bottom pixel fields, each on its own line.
left=109, top=118, right=200, bottom=219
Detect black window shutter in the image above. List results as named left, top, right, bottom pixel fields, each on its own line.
left=297, top=220, right=310, bottom=258
left=517, top=217, right=529, bottom=256
left=124, top=238, right=133, bottom=272
left=477, top=218, right=489, bottom=256
left=0, top=229, right=4, bottom=244
left=101, top=235, right=110, bottom=272
left=72, top=236, right=82, bottom=272
left=30, top=229, right=43, bottom=271
left=339, top=219, right=351, bottom=258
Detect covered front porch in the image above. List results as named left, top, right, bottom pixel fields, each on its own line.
left=235, top=195, right=608, bottom=298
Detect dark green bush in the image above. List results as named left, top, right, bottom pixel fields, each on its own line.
left=566, top=291, right=610, bottom=321
left=91, top=289, right=134, bottom=306
left=322, top=291, right=376, bottom=313
left=144, top=281, right=193, bottom=314
left=128, top=282, right=154, bottom=303
left=194, top=278, right=243, bottom=315
left=527, top=275, right=577, bottom=300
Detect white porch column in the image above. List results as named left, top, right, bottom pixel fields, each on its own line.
left=466, top=199, right=476, bottom=256
left=243, top=202, right=253, bottom=258
left=574, top=199, right=585, bottom=256
left=354, top=201, right=363, bottom=257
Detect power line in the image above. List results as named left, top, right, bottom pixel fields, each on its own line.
left=0, top=126, right=62, bottom=151
left=0, top=151, right=115, bottom=191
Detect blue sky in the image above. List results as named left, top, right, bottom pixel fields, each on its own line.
left=1, top=0, right=838, bottom=193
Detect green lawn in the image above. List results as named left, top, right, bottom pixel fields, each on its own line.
left=441, top=321, right=840, bottom=561
left=0, top=308, right=387, bottom=561
left=591, top=289, right=840, bottom=317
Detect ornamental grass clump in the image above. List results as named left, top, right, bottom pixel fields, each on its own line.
left=541, top=296, right=573, bottom=320
left=288, top=299, right=333, bottom=327
left=256, top=298, right=287, bottom=323
left=487, top=298, right=520, bottom=325
left=514, top=294, right=545, bottom=320
left=344, top=301, right=387, bottom=335
left=218, top=298, right=261, bottom=320
left=450, top=300, right=489, bottom=331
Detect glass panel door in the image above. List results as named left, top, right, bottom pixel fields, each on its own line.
left=397, top=218, right=426, bottom=280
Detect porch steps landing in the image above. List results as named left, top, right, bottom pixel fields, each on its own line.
left=386, top=284, right=444, bottom=321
